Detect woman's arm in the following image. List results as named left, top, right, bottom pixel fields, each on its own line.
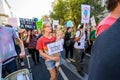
left=39, top=50, right=59, bottom=62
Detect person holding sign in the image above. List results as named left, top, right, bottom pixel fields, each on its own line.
left=36, top=22, right=61, bottom=80
left=74, top=24, right=86, bottom=76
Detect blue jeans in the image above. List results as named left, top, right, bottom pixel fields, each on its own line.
left=2, top=59, right=17, bottom=78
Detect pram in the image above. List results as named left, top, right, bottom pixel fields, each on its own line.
left=4, top=69, right=30, bottom=80
left=1, top=54, right=33, bottom=80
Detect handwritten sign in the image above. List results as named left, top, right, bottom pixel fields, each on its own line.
left=47, top=41, right=63, bottom=55
left=81, top=5, right=90, bottom=23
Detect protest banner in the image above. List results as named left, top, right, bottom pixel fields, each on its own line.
left=19, top=18, right=36, bottom=30
left=81, top=4, right=90, bottom=23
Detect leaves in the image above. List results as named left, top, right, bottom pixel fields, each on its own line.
left=50, top=0, right=105, bottom=28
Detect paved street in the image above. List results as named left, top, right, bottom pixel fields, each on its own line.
left=23, top=48, right=90, bottom=80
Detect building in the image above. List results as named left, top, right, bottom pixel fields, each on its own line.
left=0, top=0, right=12, bottom=24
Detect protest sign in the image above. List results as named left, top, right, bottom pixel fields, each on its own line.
left=8, top=18, right=18, bottom=27
left=53, top=20, right=59, bottom=30
left=81, top=5, right=90, bottom=23
left=47, top=41, right=63, bottom=55
left=36, top=20, right=42, bottom=30
left=19, top=18, right=36, bottom=30
left=66, top=20, right=73, bottom=27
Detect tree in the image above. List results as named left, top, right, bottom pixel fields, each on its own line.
left=84, top=0, right=105, bottom=24
left=50, top=0, right=105, bottom=29
left=50, top=0, right=66, bottom=24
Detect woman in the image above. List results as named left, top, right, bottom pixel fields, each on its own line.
left=36, top=22, right=60, bottom=80
left=26, top=30, right=40, bottom=65
left=64, top=27, right=75, bottom=62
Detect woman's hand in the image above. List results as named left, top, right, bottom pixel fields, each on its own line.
left=27, top=30, right=31, bottom=36
left=50, top=56, right=60, bottom=62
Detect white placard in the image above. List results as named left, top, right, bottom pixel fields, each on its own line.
left=91, top=16, right=96, bottom=27
left=47, top=41, right=63, bottom=55
left=53, top=20, right=59, bottom=25
left=8, top=18, right=18, bottom=27
left=81, top=5, right=90, bottom=23
left=53, top=20, right=59, bottom=30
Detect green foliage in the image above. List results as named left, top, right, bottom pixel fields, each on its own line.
left=50, top=0, right=105, bottom=28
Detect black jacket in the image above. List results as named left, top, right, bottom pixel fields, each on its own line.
left=89, top=18, right=120, bottom=80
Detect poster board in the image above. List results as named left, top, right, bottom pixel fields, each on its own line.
left=81, top=5, right=90, bottom=23
left=47, top=41, right=63, bottom=55
left=19, top=18, right=36, bottom=30
left=8, top=18, right=18, bottom=27
left=53, top=20, right=59, bottom=30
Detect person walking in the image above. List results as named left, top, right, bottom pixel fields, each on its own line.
left=89, top=0, right=120, bottom=80
left=96, top=0, right=120, bottom=37
left=74, top=24, right=86, bottom=76
left=0, top=22, right=25, bottom=78
left=26, top=30, right=40, bottom=65
left=64, top=27, right=75, bottom=62
left=36, top=22, right=61, bottom=80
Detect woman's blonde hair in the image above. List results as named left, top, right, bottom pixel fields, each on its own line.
left=42, top=22, right=52, bottom=33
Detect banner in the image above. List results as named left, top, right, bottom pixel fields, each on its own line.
left=19, top=18, right=36, bottom=30
left=81, top=5, right=90, bottom=23
left=8, top=18, right=18, bottom=27
left=47, top=41, right=63, bottom=55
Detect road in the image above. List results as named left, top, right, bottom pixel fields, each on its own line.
left=23, top=49, right=90, bottom=80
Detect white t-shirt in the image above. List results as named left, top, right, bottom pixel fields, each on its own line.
left=74, top=30, right=86, bottom=49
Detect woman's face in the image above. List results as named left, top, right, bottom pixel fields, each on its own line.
left=44, top=23, right=52, bottom=33
left=69, top=28, right=73, bottom=32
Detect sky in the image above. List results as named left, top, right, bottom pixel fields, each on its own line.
left=7, top=0, right=55, bottom=18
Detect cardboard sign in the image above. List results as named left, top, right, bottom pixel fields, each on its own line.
left=47, top=41, right=63, bottom=55
left=81, top=5, right=90, bottom=23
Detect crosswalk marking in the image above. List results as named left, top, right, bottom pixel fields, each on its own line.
left=59, top=67, right=69, bottom=80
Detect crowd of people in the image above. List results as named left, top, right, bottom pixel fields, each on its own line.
left=2, top=0, right=120, bottom=80
left=0, top=19, right=96, bottom=79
